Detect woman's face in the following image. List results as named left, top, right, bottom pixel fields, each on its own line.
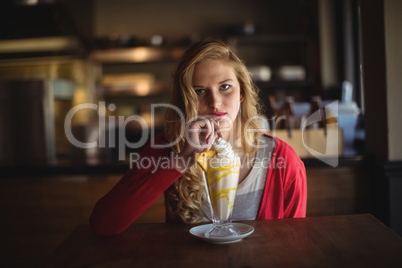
left=192, top=59, right=242, bottom=140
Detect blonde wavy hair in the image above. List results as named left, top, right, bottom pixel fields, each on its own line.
left=164, top=40, right=263, bottom=223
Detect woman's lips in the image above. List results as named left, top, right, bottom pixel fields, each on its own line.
left=211, top=112, right=227, bottom=118
left=211, top=112, right=227, bottom=121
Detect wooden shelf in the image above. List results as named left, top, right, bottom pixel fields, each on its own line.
left=227, top=34, right=309, bottom=46
left=227, top=33, right=320, bottom=102
left=90, top=46, right=185, bottom=63
left=101, top=81, right=172, bottom=97
left=103, top=92, right=171, bottom=99
left=256, top=80, right=314, bottom=88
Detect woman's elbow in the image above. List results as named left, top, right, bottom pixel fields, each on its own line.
left=89, top=213, right=124, bottom=236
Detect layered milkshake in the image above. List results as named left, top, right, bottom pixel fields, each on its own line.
left=197, top=139, right=240, bottom=237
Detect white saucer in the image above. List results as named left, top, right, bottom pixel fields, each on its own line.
left=189, top=223, right=254, bottom=244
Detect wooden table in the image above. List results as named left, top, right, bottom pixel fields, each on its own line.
left=47, top=214, right=402, bottom=267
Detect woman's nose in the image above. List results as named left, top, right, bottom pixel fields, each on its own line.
left=208, top=92, right=221, bottom=109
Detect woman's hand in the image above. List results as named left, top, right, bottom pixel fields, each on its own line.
left=174, top=116, right=222, bottom=172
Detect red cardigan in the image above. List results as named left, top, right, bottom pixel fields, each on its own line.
left=90, top=133, right=307, bottom=236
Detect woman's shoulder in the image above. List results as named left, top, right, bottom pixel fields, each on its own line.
left=261, top=133, right=306, bottom=181
left=153, top=131, right=168, bottom=144
left=139, top=131, right=170, bottom=156
left=261, top=133, right=303, bottom=163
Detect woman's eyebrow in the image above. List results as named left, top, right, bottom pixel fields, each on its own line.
left=219, top=79, right=234, bottom=84
left=193, top=79, right=234, bottom=88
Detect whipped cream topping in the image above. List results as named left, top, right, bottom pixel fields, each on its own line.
left=211, top=139, right=236, bottom=162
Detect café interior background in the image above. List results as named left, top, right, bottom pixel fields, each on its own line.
left=0, top=0, right=401, bottom=266
left=0, top=0, right=366, bottom=165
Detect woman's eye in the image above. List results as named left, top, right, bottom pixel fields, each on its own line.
left=194, top=89, right=205, bottom=95
left=220, top=84, right=231, bottom=90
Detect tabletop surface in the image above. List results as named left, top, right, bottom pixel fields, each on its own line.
left=47, top=214, right=402, bottom=268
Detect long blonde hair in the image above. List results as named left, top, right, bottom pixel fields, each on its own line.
left=164, top=40, right=263, bottom=223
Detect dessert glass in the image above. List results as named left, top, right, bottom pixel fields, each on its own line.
left=202, top=155, right=241, bottom=238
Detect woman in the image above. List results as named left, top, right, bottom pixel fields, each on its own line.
left=90, top=40, right=307, bottom=236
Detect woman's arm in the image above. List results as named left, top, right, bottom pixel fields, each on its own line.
left=257, top=135, right=307, bottom=219
left=89, top=133, right=184, bottom=236
left=283, top=160, right=307, bottom=218
left=90, top=116, right=223, bottom=235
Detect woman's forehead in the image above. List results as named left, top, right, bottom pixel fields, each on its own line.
left=192, top=60, right=236, bottom=83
